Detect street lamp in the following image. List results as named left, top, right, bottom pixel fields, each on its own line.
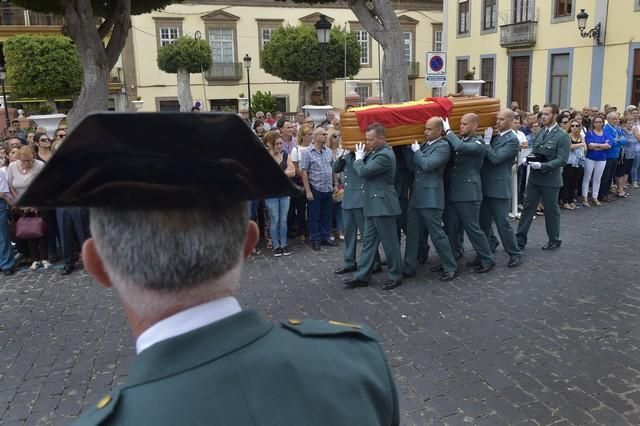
left=194, top=30, right=208, bottom=111
left=0, top=67, right=9, bottom=128
left=243, top=53, right=252, bottom=120
left=315, top=14, right=332, bottom=105
left=576, top=9, right=602, bottom=45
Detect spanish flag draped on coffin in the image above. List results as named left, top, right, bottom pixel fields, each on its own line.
left=340, top=96, right=500, bottom=149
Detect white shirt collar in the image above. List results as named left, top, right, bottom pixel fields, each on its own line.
left=427, top=137, right=442, bottom=146
left=546, top=123, right=558, bottom=132
left=500, top=129, right=513, bottom=137
left=136, top=296, right=242, bottom=354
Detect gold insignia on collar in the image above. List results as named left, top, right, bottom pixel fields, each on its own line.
left=328, top=320, right=361, bottom=329
left=288, top=319, right=302, bottom=325
left=96, top=395, right=112, bottom=409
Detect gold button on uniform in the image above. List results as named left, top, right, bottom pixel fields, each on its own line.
left=288, top=319, right=301, bottom=325
left=96, top=395, right=112, bottom=409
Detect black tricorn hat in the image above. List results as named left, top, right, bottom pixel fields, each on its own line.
left=17, top=112, right=301, bottom=209
left=526, top=152, right=549, bottom=163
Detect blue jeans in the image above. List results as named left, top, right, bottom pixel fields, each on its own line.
left=632, top=157, right=640, bottom=183
left=0, top=200, right=16, bottom=271
left=308, top=189, right=332, bottom=242
left=265, top=197, right=290, bottom=249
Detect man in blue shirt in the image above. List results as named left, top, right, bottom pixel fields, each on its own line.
left=300, top=127, right=337, bottom=251
left=599, top=112, right=624, bottom=202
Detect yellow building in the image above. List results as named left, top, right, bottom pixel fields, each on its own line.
left=443, top=0, right=640, bottom=111
left=126, top=0, right=443, bottom=112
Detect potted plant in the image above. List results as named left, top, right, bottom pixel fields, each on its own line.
left=131, top=96, right=144, bottom=111
left=457, top=68, right=485, bottom=96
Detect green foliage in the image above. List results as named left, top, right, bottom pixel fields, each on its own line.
left=12, top=0, right=181, bottom=17
left=157, top=36, right=212, bottom=74
left=4, top=35, right=83, bottom=100
left=262, top=24, right=360, bottom=82
left=251, top=91, right=278, bottom=115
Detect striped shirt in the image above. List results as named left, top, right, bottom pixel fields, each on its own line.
left=300, top=145, right=334, bottom=192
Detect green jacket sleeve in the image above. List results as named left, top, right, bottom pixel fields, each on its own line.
left=353, top=152, right=392, bottom=179
left=413, top=142, right=451, bottom=172
left=541, top=132, right=570, bottom=172
left=484, top=136, right=519, bottom=165
left=446, top=132, right=484, bottom=155
left=332, top=156, right=347, bottom=173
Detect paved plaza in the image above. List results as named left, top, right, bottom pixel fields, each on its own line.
left=1, top=194, right=640, bottom=425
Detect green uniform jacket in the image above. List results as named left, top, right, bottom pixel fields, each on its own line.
left=445, top=132, right=485, bottom=202
left=353, top=144, right=402, bottom=217
left=407, top=138, right=451, bottom=210
left=394, top=146, right=413, bottom=201
left=333, top=152, right=365, bottom=210
left=529, top=125, right=571, bottom=187
left=481, top=130, right=519, bottom=199
left=73, top=310, right=399, bottom=426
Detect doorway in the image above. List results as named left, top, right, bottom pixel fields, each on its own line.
left=510, top=55, right=530, bottom=110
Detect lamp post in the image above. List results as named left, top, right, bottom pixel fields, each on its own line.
left=315, top=15, right=332, bottom=105
left=194, top=30, right=208, bottom=111
left=243, top=53, right=252, bottom=120
left=576, top=9, right=602, bottom=45
left=0, top=67, right=9, bottom=128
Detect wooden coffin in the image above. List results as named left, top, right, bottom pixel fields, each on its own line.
left=341, top=96, right=500, bottom=149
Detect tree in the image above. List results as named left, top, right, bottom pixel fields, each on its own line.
left=262, top=24, right=360, bottom=110
left=277, top=0, right=408, bottom=104
left=4, top=35, right=83, bottom=113
left=250, top=91, right=278, bottom=116
left=157, top=36, right=211, bottom=112
left=13, top=0, right=178, bottom=126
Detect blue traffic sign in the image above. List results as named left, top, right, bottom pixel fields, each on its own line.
left=429, top=55, right=444, bottom=72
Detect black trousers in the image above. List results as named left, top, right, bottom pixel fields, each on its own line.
left=560, top=166, right=583, bottom=204
left=598, top=158, right=617, bottom=199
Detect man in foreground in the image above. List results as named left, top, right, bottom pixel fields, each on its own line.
left=18, top=113, right=399, bottom=426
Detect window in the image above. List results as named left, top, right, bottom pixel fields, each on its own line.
left=432, top=87, right=444, bottom=97
left=158, top=100, right=180, bottom=112
left=210, top=99, right=239, bottom=112
left=456, top=58, right=469, bottom=92
left=159, top=27, right=179, bottom=46
left=513, top=0, right=535, bottom=23
left=274, top=95, right=288, bottom=113
left=355, top=30, right=370, bottom=65
left=481, top=57, right=495, bottom=97
left=209, top=28, right=235, bottom=63
left=483, top=0, right=497, bottom=30
left=261, top=27, right=275, bottom=49
left=549, top=53, right=570, bottom=107
left=354, top=85, right=370, bottom=106
left=458, top=1, right=470, bottom=35
left=554, top=0, right=572, bottom=18
left=432, top=25, right=443, bottom=51
left=403, top=32, right=413, bottom=63
left=257, top=19, right=283, bottom=68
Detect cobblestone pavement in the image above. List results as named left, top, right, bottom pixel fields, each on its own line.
left=1, top=193, right=640, bottom=425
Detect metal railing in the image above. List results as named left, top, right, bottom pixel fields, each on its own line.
left=205, top=63, right=243, bottom=80
left=407, top=61, right=419, bottom=78
left=0, top=5, right=63, bottom=26
left=499, top=7, right=538, bottom=48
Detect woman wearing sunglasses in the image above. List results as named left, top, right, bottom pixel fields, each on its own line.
left=560, top=119, right=587, bottom=210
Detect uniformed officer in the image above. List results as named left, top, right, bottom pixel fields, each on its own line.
left=516, top=103, right=571, bottom=250
left=343, top=123, right=404, bottom=291
left=480, top=109, right=524, bottom=268
left=403, top=117, right=458, bottom=281
left=17, top=113, right=400, bottom=426
left=442, top=114, right=496, bottom=273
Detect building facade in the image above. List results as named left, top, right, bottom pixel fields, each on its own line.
left=443, top=0, right=640, bottom=111
left=127, top=0, right=443, bottom=112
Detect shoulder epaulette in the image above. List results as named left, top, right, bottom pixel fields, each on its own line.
left=281, top=319, right=377, bottom=340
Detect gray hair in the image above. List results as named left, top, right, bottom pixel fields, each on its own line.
left=90, top=204, right=248, bottom=293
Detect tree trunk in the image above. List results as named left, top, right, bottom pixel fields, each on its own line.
left=348, top=0, right=409, bottom=103
left=297, top=81, right=321, bottom=111
left=177, top=68, right=193, bottom=112
left=62, top=0, right=131, bottom=128
left=45, top=98, right=58, bottom=114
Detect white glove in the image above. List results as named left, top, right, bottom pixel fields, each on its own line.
left=483, top=127, right=493, bottom=145
left=529, top=162, right=542, bottom=170
left=411, top=140, right=420, bottom=152
left=354, top=143, right=365, bottom=161
left=442, top=117, right=451, bottom=133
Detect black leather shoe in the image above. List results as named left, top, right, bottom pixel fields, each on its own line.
left=343, top=278, right=369, bottom=289
left=454, top=250, right=464, bottom=260
left=2, top=268, right=14, bottom=276
left=466, top=258, right=481, bottom=267
left=517, top=241, right=526, bottom=251
left=418, top=254, right=429, bottom=265
left=542, top=241, right=562, bottom=250
left=430, top=264, right=444, bottom=273
left=508, top=256, right=523, bottom=268
left=440, top=271, right=457, bottom=281
left=311, top=241, right=321, bottom=251
left=61, top=265, right=75, bottom=275
left=382, top=279, right=402, bottom=290
left=372, top=265, right=383, bottom=274
left=321, top=240, right=338, bottom=247
left=490, top=240, right=499, bottom=253
left=402, top=271, right=416, bottom=279
left=334, top=265, right=357, bottom=275
left=474, top=262, right=495, bottom=273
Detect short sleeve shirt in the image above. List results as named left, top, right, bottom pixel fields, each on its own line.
left=300, top=146, right=333, bottom=192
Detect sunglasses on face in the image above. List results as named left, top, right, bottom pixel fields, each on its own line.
left=570, top=124, right=580, bottom=128
left=39, top=138, right=50, bottom=142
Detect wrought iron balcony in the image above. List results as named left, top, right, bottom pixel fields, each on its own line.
left=499, top=7, right=538, bottom=48
left=407, top=61, right=419, bottom=78
left=205, top=62, right=243, bottom=80
left=0, top=5, right=63, bottom=26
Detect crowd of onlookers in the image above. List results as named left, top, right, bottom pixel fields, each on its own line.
left=0, top=119, right=90, bottom=276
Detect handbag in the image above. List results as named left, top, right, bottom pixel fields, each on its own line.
left=15, top=213, right=48, bottom=239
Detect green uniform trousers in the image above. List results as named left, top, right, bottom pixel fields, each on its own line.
left=447, top=201, right=494, bottom=266
left=443, top=201, right=466, bottom=259
left=342, top=208, right=381, bottom=269
left=355, top=216, right=402, bottom=282
left=404, top=207, right=457, bottom=274
left=516, top=184, right=562, bottom=248
left=480, top=197, right=523, bottom=258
